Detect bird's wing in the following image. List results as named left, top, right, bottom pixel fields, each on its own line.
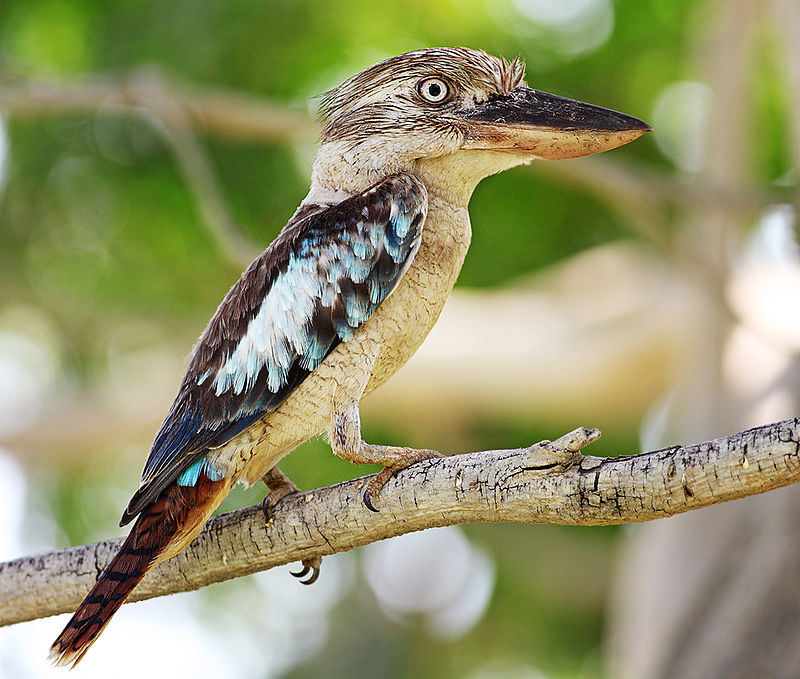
left=120, top=173, right=427, bottom=524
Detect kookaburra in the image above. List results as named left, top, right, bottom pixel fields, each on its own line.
left=51, top=47, right=649, bottom=666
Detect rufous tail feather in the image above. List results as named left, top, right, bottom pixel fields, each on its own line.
left=49, top=474, right=228, bottom=668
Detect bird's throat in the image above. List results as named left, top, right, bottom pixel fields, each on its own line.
left=413, top=150, right=529, bottom=207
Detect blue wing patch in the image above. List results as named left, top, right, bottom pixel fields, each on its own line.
left=120, top=173, right=427, bottom=524
left=176, top=457, right=225, bottom=486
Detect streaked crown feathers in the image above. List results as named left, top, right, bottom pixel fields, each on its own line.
left=319, top=48, right=526, bottom=142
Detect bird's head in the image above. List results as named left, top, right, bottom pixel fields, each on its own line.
left=313, top=48, right=650, bottom=203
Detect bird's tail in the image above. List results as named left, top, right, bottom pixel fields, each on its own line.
left=49, top=474, right=229, bottom=669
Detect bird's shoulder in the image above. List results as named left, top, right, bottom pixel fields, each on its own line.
left=191, top=171, right=428, bottom=379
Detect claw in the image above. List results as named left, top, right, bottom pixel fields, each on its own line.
left=300, top=567, right=320, bottom=585
left=363, top=488, right=379, bottom=513
left=362, top=467, right=395, bottom=512
left=290, top=559, right=321, bottom=585
left=290, top=564, right=311, bottom=579
left=261, top=495, right=274, bottom=524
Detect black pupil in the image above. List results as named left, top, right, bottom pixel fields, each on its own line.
left=427, top=82, right=442, bottom=98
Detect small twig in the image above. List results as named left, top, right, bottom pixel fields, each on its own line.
left=0, top=75, right=318, bottom=143
left=1, top=418, right=799, bottom=627
left=128, top=76, right=263, bottom=267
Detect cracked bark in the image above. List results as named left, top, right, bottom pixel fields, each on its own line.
left=1, top=418, right=799, bottom=627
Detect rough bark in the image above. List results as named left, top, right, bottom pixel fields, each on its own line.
left=1, top=418, right=799, bottom=627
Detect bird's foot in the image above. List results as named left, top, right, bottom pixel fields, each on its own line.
left=362, top=448, right=442, bottom=512
left=260, top=466, right=301, bottom=524
left=261, top=467, right=323, bottom=584
left=290, top=557, right=322, bottom=585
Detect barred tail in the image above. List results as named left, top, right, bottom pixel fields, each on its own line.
left=49, top=474, right=228, bottom=669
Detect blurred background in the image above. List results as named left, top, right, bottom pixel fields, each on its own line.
left=1, top=0, right=799, bottom=677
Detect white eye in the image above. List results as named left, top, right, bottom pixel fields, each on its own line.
left=417, top=78, right=450, bottom=103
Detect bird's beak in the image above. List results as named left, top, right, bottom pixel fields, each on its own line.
left=459, top=86, right=651, bottom=159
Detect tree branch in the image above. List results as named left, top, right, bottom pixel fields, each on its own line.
left=0, top=74, right=318, bottom=143
left=2, top=419, right=799, bottom=627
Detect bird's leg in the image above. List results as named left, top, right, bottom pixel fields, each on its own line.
left=260, top=466, right=321, bottom=585
left=329, top=400, right=443, bottom=512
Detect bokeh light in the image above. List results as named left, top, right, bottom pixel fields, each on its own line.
left=363, top=527, right=494, bottom=639
left=651, top=81, right=712, bottom=172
